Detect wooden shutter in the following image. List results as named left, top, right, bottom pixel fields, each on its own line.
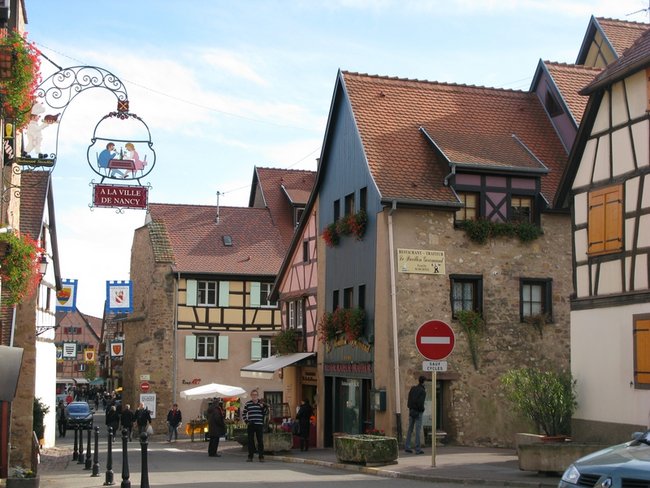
left=186, top=280, right=197, bottom=306
left=588, top=185, right=622, bottom=255
left=250, top=337, right=262, bottom=360
left=634, top=318, right=650, bottom=386
left=218, top=281, right=229, bottom=307
left=250, top=282, right=261, bottom=307
left=184, top=335, right=196, bottom=359
left=218, top=335, right=229, bottom=360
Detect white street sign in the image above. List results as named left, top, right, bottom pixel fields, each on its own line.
left=423, top=360, right=448, bottom=372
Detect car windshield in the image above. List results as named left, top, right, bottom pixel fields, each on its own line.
left=68, top=404, right=89, bottom=414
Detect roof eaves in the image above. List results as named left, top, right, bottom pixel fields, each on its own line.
left=380, top=197, right=462, bottom=210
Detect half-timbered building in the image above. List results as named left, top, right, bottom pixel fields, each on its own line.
left=125, top=167, right=314, bottom=432
left=555, top=26, right=650, bottom=443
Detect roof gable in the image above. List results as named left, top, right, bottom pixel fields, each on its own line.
left=576, top=16, right=648, bottom=66
left=542, top=62, right=602, bottom=125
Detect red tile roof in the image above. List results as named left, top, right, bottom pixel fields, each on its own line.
left=341, top=72, right=569, bottom=204
left=148, top=203, right=286, bottom=276
left=544, top=62, right=602, bottom=124
left=249, top=167, right=315, bottom=247
left=19, top=171, right=50, bottom=241
left=596, top=17, right=649, bottom=56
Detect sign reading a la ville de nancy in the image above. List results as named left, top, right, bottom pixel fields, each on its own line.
left=93, top=184, right=148, bottom=210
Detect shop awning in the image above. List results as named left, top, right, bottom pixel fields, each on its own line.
left=240, top=352, right=315, bottom=380
left=74, top=378, right=89, bottom=384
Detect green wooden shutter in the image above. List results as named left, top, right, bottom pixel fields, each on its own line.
left=251, top=337, right=262, bottom=360
left=186, top=280, right=197, bottom=306
left=250, top=282, right=261, bottom=307
left=218, top=335, right=229, bottom=360
left=219, top=281, right=230, bottom=307
left=185, top=335, right=196, bottom=359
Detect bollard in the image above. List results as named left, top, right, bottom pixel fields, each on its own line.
left=104, top=427, right=114, bottom=486
left=92, top=425, right=100, bottom=476
left=73, top=427, right=79, bottom=461
left=121, top=428, right=131, bottom=488
left=85, top=427, right=92, bottom=469
left=77, top=427, right=85, bottom=464
left=139, top=432, right=150, bottom=488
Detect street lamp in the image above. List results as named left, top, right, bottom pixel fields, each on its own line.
left=37, top=253, right=47, bottom=278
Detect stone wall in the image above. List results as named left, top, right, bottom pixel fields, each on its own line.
left=387, top=209, right=572, bottom=447
left=125, top=226, right=176, bottom=434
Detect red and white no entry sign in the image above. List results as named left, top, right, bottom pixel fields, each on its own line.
left=415, top=320, right=455, bottom=360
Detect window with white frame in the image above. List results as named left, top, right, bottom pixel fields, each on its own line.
left=185, top=334, right=228, bottom=361
left=520, top=278, right=552, bottom=321
left=250, top=337, right=275, bottom=360
left=450, top=274, right=483, bottom=317
left=296, top=299, right=304, bottom=330
left=260, top=283, right=277, bottom=307
left=288, top=301, right=296, bottom=328
left=197, top=281, right=217, bottom=306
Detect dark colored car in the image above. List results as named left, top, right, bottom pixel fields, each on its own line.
left=559, top=430, right=650, bottom=487
left=64, top=401, right=94, bottom=432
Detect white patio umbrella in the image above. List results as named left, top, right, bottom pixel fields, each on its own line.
left=179, top=383, right=246, bottom=400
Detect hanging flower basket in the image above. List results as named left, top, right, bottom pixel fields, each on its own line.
left=318, top=307, right=365, bottom=343
left=0, top=30, right=41, bottom=131
left=0, top=230, right=44, bottom=305
left=321, top=210, right=367, bottom=247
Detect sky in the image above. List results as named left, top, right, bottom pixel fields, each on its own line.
left=23, top=0, right=650, bottom=318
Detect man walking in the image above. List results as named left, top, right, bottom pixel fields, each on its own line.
left=404, top=375, right=427, bottom=454
left=166, top=403, right=182, bottom=442
left=243, top=389, right=268, bottom=462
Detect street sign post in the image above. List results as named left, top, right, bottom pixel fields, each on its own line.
left=415, top=320, right=455, bottom=360
left=415, top=320, right=455, bottom=467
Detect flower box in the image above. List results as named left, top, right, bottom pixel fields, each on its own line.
left=7, top=476, right=39, bottom=488
left=334, top=434, right=398, bottom=466
left=232, top=430, right=292, bottom=453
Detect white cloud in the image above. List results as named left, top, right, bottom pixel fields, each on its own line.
left=201, top=48, right=268, bottom=86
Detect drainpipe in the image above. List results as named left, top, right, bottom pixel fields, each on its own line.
left=173, top=271, right=180, bottom=401
left=388, top=201, right=402, bottom=442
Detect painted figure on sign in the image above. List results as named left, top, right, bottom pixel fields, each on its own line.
left=97, top=142, right=125, bottom=178
left=23, top=102, right=58, bottom=158
left=124, top=142, right=146, bottom=176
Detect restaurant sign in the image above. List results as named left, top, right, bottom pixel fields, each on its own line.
left=92, top=183, right=148, bottom=210
left=398, top=249, right=445, bottom=275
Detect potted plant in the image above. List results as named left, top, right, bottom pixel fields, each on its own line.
left=318, top=310, right=337, bottom=343
left=7, top=466, right=39, bottom=488
left=0, top=230, right=44, bottom=305
left=501, top=367, right=577, bottom=438
left=0, top=30, right=41, bottom=131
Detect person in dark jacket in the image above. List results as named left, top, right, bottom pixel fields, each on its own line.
left=207, top=400, right=226, bottom=457
left=166, top=403, right=183, bottom=442
left=135, top=403, right=152, bottom=437
left=106, top=405, right=120, bottom=440
left=56, top=400, right=67, bottom=437
left=295, top=399, right=314, bottom=451
left=243, top=389, right=268, bottom=462
left=120, top=404, right=135, bottom=441
left=404, top=375, right=427, bottom=454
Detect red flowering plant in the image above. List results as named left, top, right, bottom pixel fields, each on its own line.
left=318, top=307, right=365, bottom=343
left=321, top=222, right=339, bottom=248
left=318, top=310, right=337, bottom=343
left=0, top=230, right=44, bottom=305
left=0, top=30, right=42, bottom=130
left=364, top=427, right=385, bottom=436
left=348, top=209, right=367, bottom=240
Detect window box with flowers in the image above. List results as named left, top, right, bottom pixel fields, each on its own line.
left=321, top=209, right=367, bottom=247
left=0, top=30, right=41, bottom=131
left=0, top=230, right=44, bottom=305
left=318, top=307, right=365, bottom=343
left=272, top=327, right=300, bottom=354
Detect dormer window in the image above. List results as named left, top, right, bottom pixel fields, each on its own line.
left=223, top=235, right=232, bottom=246
left=294, top=206, right=304, bottom=227
left=544, top=91, right=563, bottom=117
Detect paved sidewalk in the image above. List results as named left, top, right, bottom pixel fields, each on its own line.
left=30, top=437, right=561, bottom=487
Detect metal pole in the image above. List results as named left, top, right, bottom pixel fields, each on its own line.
left=104, top=427, right=114, bottom=485
left=431, top=370, right=437, bottom=467
left=92, top=426, right=100, bottom=476
left=85, top=427, right=92, bottom=469
left=73, top=427, right=79, bottom=461
left=77, top=427, right=85, bottom=464
left=121, top=428, right=131, bottom=488
left=139, top=432, right=150, bottom=488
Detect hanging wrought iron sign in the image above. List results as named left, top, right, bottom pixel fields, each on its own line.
left=92, top=183, right=148, bottom=210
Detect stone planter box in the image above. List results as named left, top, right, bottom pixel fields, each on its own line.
left=7, top=477, right=40, bottom=488
left=232, top=430, right=292, bottom=453
left=334, top=435, right=398, bottom=466
left=516, top=435, right=608, bottom=473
